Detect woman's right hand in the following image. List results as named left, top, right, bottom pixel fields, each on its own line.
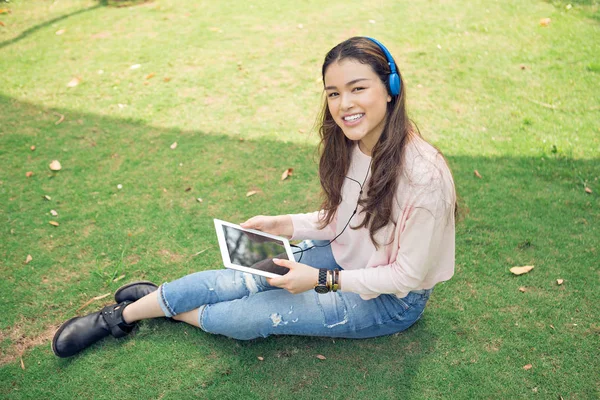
left=240, top=215, right=293, bottom=238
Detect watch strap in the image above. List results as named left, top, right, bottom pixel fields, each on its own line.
left=318, top=268, right=327, bottom=286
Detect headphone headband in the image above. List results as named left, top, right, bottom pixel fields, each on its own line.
left=365, top=37, right=401, bottom=96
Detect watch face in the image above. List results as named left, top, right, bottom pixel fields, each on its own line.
left=314, top=285, right=329, bottom=294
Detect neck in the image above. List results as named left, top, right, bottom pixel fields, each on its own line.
left=358, top=140, right=373, bottom=156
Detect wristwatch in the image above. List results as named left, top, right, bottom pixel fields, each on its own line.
left=314, top=268, right=329, bottom=294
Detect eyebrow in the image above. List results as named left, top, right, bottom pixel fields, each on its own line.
left=324, top=78, right=370, bottom=91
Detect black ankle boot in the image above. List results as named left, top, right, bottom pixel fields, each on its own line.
left=52, top=301, right=136, bottom=358
left=114, top=281, right=158, bottom=303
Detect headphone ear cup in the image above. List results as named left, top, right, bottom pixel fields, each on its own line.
left=388, top=72, right=400, bottom=96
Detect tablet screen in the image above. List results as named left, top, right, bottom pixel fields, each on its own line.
left=221, top=225, right=290, bottom=276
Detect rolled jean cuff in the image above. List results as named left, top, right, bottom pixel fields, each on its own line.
left=197, top=304, right=209, bottom=333
left=157, top=283, right=176, bottom=318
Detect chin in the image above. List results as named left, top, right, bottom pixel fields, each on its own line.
left=341, top=130, right=367, bottom=142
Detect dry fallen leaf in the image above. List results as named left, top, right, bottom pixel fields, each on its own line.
left=67, top=77, right=81, bottom=87
left=550, top=324, right=555, bottom=330
left=246, top=190, right=258, bottom=197
left=0, top=9, right=10, bottom=14
left=185, top=187, right=191, bottom=192
left=145, top=72, right=155, bottom=80
left=25, top=254, right=33, bottom=264
left=523, top=364, right=533, bottom=370
left=510, top=265, right=534, bottom=275
left=20, top=357, right=25, bottom=370
left=474, top=170, right=482, bottom=179
left=584, top=187, right=592, bottom=194
left=43, top=195, right=52, bottom=201
left=519, top=287, right=526, bottom=293
left=556, top=279, right=564, bottom=285
left=0, top=21, right=5, bottom=27
left=50, top=210, right=58, bottom=216
left=163, top=77, right=171, bottom=82
left=196, top=198, right=203, bottom=203
left=539, top=18, right=551, bottom=26
left=281, top=168, right=294, bottom=181
left=49, top=221, right=59, bottom=227
left=316, top=354, right=327, bottom=360
left=30, top=145, right=36, bottom=151
left=170, top=142, right=177, bottom=150
left=53, top=112, right=64, bottom=125
left=130, top=64, right=141, bottom=70
left=55, top=29, right=66, bottom=35
left=26, top=171, right=33, bottom=177
left=113, top=274, right=126, bottom=282
left=257, top=356, right=264, bottom=361
left=49, top=160, right=62, bottom=171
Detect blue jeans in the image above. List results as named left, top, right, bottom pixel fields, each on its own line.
left=157, top=240, right=432, bottom=340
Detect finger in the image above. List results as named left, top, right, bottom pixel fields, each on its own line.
left=268, top=276, right=284, bottom=287
left=239, top=219, right=254, bottom=228
left=272, top=258, right=295, bottom=269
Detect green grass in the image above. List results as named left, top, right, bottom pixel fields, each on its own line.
left=1, top=0, right=599, bottom=399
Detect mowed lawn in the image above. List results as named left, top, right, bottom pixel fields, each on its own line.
left=0, top=0, right=599, bottom=399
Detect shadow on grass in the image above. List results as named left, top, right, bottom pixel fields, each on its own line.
left=1, top=94, right=598, bottom=399
left=0, top=3, right=104, bottom=50
left=544, top=0, right=600, bottom=22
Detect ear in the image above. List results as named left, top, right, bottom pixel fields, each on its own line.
left=387, top=95, right=392, bottom=102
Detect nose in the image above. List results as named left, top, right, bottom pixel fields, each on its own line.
left=340, top=93, right=354, bottom=111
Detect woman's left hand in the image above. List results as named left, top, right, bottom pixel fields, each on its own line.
left=267, top=258, right=319, bottom=294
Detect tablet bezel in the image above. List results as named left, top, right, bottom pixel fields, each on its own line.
left=213, top=218, right=294, bottom=279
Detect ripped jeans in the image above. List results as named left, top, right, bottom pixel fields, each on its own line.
left=156, top=240, right=432, bottom=340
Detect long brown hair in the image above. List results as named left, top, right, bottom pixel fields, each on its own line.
left=317, top=37, right=421, bottom=247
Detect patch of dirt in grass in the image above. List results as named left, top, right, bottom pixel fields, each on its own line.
left=583, top=324, right=600, bottom=336
left=484, top=339, right=502, bottom=352
left=125, top=253, right=141, bottom=265
left=109, top=153, right=124, bottom=172
left=158, top=249, right=185, bottom=263
left=403, top=340, right=421, bottom=353
left=81, top=221, right=97, bottom=237
left=40, top=265, right=83, bottom=288
left=0, top=317, right=59, bottom=366
left=498, top=305, right=522, bottom=314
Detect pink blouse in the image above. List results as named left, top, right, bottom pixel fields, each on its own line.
left=290, top=135, right=456, bottom=300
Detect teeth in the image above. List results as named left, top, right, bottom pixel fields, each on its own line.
left=344, top=114, right=363, bottom=121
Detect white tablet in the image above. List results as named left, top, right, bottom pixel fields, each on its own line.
left=214, top=219, right=294, bottom=278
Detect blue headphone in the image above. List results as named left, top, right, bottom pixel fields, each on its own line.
left=366, top=37, right=401, bottom=96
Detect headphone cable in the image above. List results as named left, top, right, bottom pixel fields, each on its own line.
left=292, top=157, right=373, bottom=262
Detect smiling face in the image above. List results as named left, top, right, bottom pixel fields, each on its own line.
left=324, top=58, right=392, bottom=155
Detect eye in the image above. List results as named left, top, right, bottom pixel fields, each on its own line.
left=327, top=92, right=339, bottom=98
left=352, top=87, right=365, bottom=92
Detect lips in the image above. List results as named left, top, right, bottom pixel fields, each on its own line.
left=342, top=113, right=365, bottom=126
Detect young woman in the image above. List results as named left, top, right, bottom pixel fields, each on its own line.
left=52, top=37, right=456, bottom=358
